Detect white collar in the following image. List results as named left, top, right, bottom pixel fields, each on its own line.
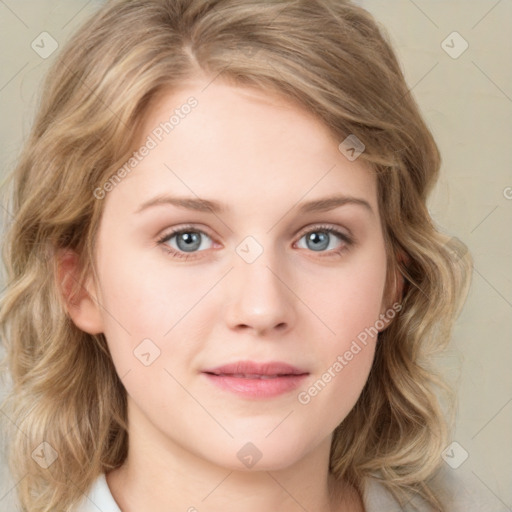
left=74, top=472, right=417, bottom=512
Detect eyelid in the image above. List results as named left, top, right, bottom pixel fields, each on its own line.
left=295, top=223, right=353, bottom=243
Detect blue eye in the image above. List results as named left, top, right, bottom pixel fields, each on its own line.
left=295, top=226, right=352, bottom=255
left=157, top=227, right=213, bottom=258
left=157, top=224, right=353, bottom=260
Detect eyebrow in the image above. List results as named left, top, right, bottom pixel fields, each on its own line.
left=134, top=194, right=374, bottom=216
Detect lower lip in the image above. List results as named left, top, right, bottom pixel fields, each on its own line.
left=203, top=373, right=308, bottom=398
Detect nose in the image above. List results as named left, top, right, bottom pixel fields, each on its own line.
left=223, top=251, right=296, bottom=337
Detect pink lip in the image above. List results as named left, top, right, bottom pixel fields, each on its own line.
left=202, top=360, right=309, bottom=399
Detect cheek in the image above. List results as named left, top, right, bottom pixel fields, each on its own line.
left=94, top=247, right=218, bottom=379
left=97, top=247, right=197, bottom=335
left=296, top=243, right=386, bottom=413
left=310, top=249, right=388, bottom=346
left=296, top=264, right=384, bottom=436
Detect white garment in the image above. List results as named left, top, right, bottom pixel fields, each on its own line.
left=75, top=474, right=121, bottom=512
left=73, top=470, right=505, bottom=511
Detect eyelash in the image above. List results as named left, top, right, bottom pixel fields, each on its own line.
left=156, top=224, right=354, bottom=260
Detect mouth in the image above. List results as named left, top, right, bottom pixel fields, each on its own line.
left=201, top=360, right=309, bottom=398
left=204, top=372, right=302, bottom=379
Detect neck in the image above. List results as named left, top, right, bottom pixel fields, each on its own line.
left=106, top=399, right=363, bottom=512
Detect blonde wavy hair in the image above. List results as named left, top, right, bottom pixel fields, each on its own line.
left=0, top=0, right=472, bottom=510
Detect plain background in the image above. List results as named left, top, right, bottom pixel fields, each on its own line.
left=0, top=1, right=510, bottom=510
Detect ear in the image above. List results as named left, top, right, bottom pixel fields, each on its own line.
left=56, top=249, right=104, bottom=335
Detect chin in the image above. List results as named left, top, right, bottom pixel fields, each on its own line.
left=224, top=435, right=311, bottom=472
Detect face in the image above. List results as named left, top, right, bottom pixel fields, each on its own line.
left=81, top=78, right=392, bottom=471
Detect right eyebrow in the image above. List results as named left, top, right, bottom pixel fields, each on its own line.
left=135, top=194, right=227, bottom=215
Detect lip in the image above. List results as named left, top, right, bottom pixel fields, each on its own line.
left=203, top=360, right=308, bottom=377
left=201, top=360, right=309, bottom=399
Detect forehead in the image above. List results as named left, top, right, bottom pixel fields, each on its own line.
left=139, top=78, right=340, bottom=149
left=114, top=79, right=378, bottom=216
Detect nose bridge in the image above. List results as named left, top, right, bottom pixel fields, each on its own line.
left=224, top=235, right=295, bottom=333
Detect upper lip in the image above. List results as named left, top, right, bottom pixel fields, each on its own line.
left=202, top=360, right=309, bottom=377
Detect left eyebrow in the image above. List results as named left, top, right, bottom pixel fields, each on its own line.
left=296, top=195, right=374, bottom=216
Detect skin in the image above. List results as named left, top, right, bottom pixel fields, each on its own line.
left=64, top=76, right=398, bottom=512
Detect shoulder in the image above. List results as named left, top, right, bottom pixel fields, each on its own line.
left=362, top=466, right=507, bottom=512
left=73, top=473, right=122, bottom=512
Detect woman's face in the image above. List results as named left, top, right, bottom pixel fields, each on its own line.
left=84, top=78, right=392, bottom=471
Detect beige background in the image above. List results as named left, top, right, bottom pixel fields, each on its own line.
left=0, top=1, right=511, bottom=510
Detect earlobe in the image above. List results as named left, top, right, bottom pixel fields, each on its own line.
left=56, top=249, right=104, bottom=335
